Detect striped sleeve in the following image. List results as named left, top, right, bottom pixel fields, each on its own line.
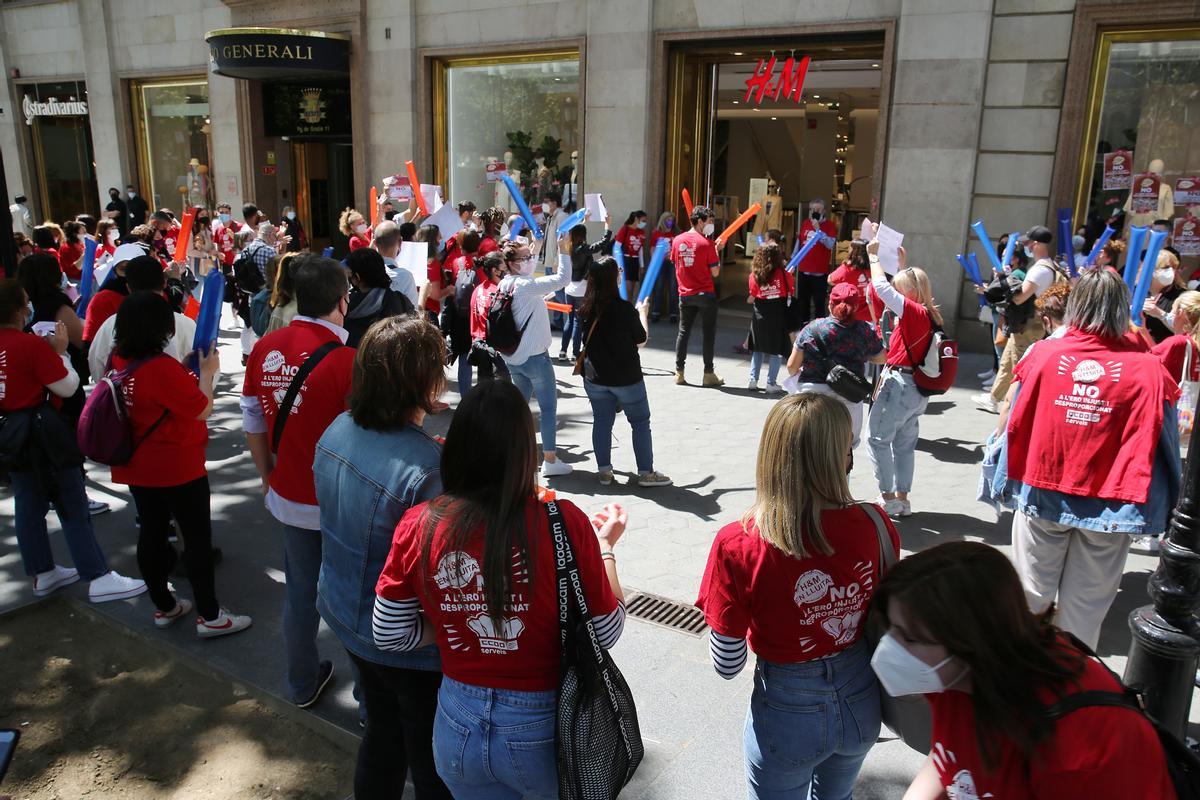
left=372, top=595, right=425, bottom=651
left=710, top=630, right=748, bottom=679
left=591, top=602, right=626, bottom=650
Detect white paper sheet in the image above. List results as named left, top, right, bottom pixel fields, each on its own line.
left=782, top=372, right=802, bottom=396
left=876, top=222, right=904, bottom=276
left=859, top=218, right=877, bottom=243
left=424, top=202, right=464, bottom=241
left=584, top=193, right=607, bottom=222
left=398, top=241, right=429, bottom=288
left=420, top=184, right=443, bottom=214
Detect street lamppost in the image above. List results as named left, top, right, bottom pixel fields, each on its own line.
left=1125, top=422, right=1200, bottom=738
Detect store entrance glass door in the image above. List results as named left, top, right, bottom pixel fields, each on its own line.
left=292, top=140, right=354, bottom=255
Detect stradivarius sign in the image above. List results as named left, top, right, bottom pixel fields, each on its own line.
left=23, top=95, right=88, bottom=126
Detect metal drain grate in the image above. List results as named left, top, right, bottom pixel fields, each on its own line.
left=624, top=591, right=708, bottom=636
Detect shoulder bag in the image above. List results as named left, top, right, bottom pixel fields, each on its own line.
left=813, top=334, right=873, bottom=404
left=573, top=308, right=604, bottom=378
left=547, top=500, right=643, bottom=799
left=861, top=502, right=932, bottom=754
left=270, top=341, right=344, bottom=454
left=1178, top=339, right=1198, bottom=438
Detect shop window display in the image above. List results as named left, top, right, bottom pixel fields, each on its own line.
left=134, top=80, right=213, bottom=213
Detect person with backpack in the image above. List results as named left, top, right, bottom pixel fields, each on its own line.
left=874, top=541, right=1175, bottom=800
left=243, top=256, right=357, bottom=708
left=468, top=252, right=506, bottom=382
left=559, top=217, right=613, bottom=363
left=0, top=279, right=147, bottom=603
left=490, top=236, right=573, bottom=479
left=975, top=226, right=1068, bottom=414
left=865, top=239, right=942, bottom=518
left=372, top=379, right=628, bottom=800
left=443, top=230, right=483, bottom=394
left=106, top=292, right=251, bottom=637
left=344, top=248, right=415, bottom=348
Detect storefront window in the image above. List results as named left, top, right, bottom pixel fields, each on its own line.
left=1077, top=31, right=1200, bottom=260
left=436, top=53, right=581, bottom=213
left=21, top=80, right=97, bottom=223
left=133, top=79, right=213, bottom=214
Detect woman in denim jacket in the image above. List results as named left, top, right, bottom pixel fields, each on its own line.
left=313, top=315, right=452, bottom=800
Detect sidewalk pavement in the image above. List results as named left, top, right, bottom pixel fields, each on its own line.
left=1, top=308, right=1196, bottom=798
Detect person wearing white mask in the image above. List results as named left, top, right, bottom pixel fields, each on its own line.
left=872, top=541, right=1174, bottom=800
left=340, top=208, right=373, bottom=252
left=670, top=205, right=725, bottom=387
left=1139, top=249, right=1185, bottom=344
left=280, top=205, right=307, bottom=253
left=496, top=235, right=573, bottom=479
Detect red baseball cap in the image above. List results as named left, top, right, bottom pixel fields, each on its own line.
left=829, top=282, right=863, bottom=310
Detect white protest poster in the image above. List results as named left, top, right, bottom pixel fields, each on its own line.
left=584, top=193, right=607, bottom=222
left=420, top=184, right=443, bottom=214
left=859, top=218, right=877, bottom=243
left=876, top=222, right=904, bottom=275
left=425, top=202, right=464, bottom=241
left=399, top=241, right=429, bottom=287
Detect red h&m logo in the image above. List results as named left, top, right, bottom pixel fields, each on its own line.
left=743, top=55, right=812, bottom=104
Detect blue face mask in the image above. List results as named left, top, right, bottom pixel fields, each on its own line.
left=1023, top=246, right=1035, bottom=259
left=219, top=213, right=232, bottom=224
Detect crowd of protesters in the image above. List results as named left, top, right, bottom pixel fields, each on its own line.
left=2, top=183, right=1193, bottom=800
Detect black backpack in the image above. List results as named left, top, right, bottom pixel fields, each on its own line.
left=233, top=250, right=265, bottom=295
left=1045, top=634, right=1200, bottom=799
left=486, top=284, right=530, bottom=356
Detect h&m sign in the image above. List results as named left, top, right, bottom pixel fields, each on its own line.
left=743, top=54, right=812, bottom=104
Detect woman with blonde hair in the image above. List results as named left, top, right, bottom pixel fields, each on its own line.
left=266, top=252, right=300, bottom=333
left=340, top=208, right=372, bottom=252
left=1152, top=290, right=1200, bottom=384
left=1140, top=249, right=1186, bottom=343
left=697, top=392, right=898, bottom=799
left=865, top=241, right=942, bottom=517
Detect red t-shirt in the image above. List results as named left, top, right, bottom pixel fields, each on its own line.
left=242, top=320, right=355, bottom=505
left=424, top=257, right=445, bottom=314
left=59, top=241, right=85, bottom=280
left=615, top=225, right=647, bottom=261
left=1152, top=334, right=1199, bottom=384
left=377, top=497, right=619, bottom=691
left=1008, top=329, right=1178, bottom=504
left=161, top=221, right=181, bottom=260
left=110, top=354, right=208, bottom=488
left=478, top=236, right=500, bottom=258
left=928, top=654, right=1174, bottom=799
left=470, top=279, right=500, bottom=342
left=349, top=232, right=372, bottom=252
left=672, top=230, right=719, bottom=297
left=829, top=264, right=885, bottom=323
left=0, top=328, right=67, bottom=411
left=650, top=230, right=675, bottom=252
left=82, top=288, right=127, bottom=343
left=696, top=507, right=899, bottom=663
left=886, top=296, right=933, bottom=367
left=212, top=224, right=236, bottom=266
left=749, top=267, right=790, bottom=300
left=796, top=219, right=837, bottom=275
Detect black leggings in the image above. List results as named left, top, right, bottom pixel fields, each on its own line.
left=348, top=652, right=450, bottom=800
left=129, top=476, right=219, bottom=620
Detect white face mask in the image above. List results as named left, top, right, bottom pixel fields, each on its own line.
left=1023, top=246, right=1035, bottom=259
left=355, top=224, right=368, bottom=235
left=516, top=256, right=537, bottom=276
left=636, top=220, right=647, bottom=230
left=107, top=230, right=119, bottom=243
left=702, top=222, right=715, bottom=237
left=870, top=632, right=965, bottom=697
left=286, top=211, right=296, bottom=220
left=127, top=191, right=135, bottom=199
left=1155, top=268, right=1175, bottom=286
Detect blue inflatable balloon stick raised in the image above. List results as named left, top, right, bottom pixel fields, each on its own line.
left=507, top=216, right=526, bottom=241
left=558, top=208, right=587, bottom=237
left=786, top=231, right=824, bottom=273
left=1130, top=229, right=1169, bottom=327
left=1085, top=225, right=1116, bottom=268
left=969, top=219, right=1004, bottom=277
left=1056, top=208, right=1076, bottom=278
left=189, top=269, right=226, bottom=373
left=636, top=238, right=672, bottom=305
left=1124, top=226, right=1149, bottom=291
left=499, top=174, right=544, bottom=240
left=612, top=247, right=628, bottom=300
left=76, top=238, right=100, bottom=318
left=322, top=246, right=334, bottom=258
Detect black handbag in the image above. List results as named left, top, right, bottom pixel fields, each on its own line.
left=813, top=336, right=873, bottom=403
left=0, top=406, right=35, bottom=470
left=547, top=500, right=643, bottom=799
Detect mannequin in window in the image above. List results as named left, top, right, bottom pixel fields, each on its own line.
left=1124, top=158, right=1174, bottom=230
left=752, top=179, right=784, bottom=240
left=559, top=150, right=579, bottom=211
left=495, top=149, right=520, bottom=213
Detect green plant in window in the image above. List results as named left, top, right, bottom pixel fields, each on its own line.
left=538, top=136, right=562, bottom=170
left=506, top=130, right=535, bottom=177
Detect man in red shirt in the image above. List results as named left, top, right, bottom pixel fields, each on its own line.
left=672, top=205, right=725, bottom=387
left=242, top=255, right=356, bottom=708
left=794, top=198, right=838, bottom=328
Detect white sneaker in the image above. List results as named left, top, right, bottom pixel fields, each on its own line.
left=88, top=571, right=147, bottom=602
left=765, top=383, right=785, bottom=395
left=154, top=598, right=194, bottom=628
left=874, top=496, right=906, bottom=518
left=541, top=458, right=573, bottom=478
left=977, top=369, right=996, bottom=381
left=747, top=379, right=759, bottom=392
left=638, top=471, right=673, bottom=487
left=896, top=499, right=913, bottom=517
left=87, top=498, right=111, bottom=516
left=972, top=393, right=998, bottom=414
left=1130, top=535, right=1162, bottom=555
left=197, top=608, right=252, bottom=639
left=33, top=564, right=79, bottom=597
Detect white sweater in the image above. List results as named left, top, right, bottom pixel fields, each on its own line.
left=499, top=254, right=571, bottom=366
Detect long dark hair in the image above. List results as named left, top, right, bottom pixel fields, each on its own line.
left=872, top=542, right=1086, bottom=768
left=580, top=256, right=620, bottom=322
left=751, top=243, right=784, bottom=289
left=16, top=253, right=66, bottom=312
left=847, top=241, right=869, bottom=271
left=419, top=380, right=538, bottom=627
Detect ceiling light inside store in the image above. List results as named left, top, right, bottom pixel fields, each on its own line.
left=771, top=116, right=777, bottom=120
left=732, top=100, right=739, bottom=104
left=733, top=52, right=744, bottom=56
left=872, top=64, right=879, bottom=68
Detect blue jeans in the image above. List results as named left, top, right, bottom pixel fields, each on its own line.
left=583, top=379, right=654, bottom=473
left=745, top=641, right=881, bottom=800
left=433, top=677, right=558, bottom=800
left=283, top=523, right=324, bottom=703
left=457, top=353, right=473, bottom=396
left=653, top=262, right=678, bottom=318
left=749, top=352, right=782, bottom=385
left=507, top=352, right=557, bottom=454
left=867, top=369, right=929, bottom=494
left=559, top=295, right=583, bottom=357
left=12, top=467, right=108, bottom=580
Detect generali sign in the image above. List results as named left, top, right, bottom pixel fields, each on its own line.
left=22, top=95, right=88, bottom=126
left=743, top=54, right=812, bottom=104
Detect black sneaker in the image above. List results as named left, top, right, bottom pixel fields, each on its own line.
left=295, top=660, right=335, bottom=709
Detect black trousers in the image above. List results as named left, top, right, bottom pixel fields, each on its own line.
left=675, top=293, right=719, bottom=373
left=795, top=273, right=829, bottom=330
left=347, top=652, right=450, bottom=800
left=129, top=475, right=218, bottom=620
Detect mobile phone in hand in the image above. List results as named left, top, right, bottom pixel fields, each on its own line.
left=31, top=321, right=56, bottom=337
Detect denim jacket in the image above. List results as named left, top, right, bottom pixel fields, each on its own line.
left=313, top=413, right=442, bottom=670
left=982, top=386, right=1182, bottom=535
